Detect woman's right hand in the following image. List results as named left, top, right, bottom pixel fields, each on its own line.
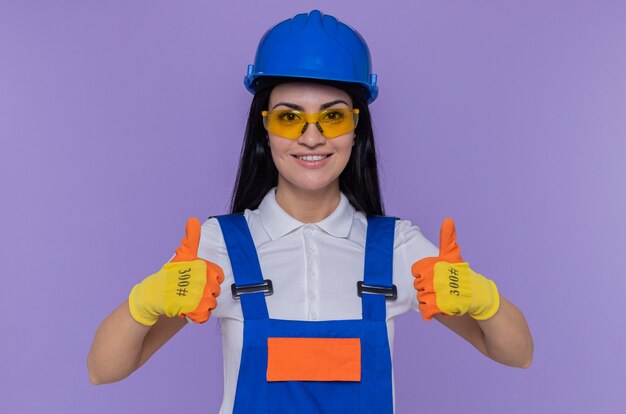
left=128, top=217, right=225, bottom=326
left=411, top=218, right=499, bottom=322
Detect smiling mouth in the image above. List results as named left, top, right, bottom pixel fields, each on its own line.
left=295, top=155, right=330, bottom=161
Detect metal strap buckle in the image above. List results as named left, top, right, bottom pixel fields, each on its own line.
left=357, top=281, right=398, bottom=301
left=231, top=279, right=274, bottom=300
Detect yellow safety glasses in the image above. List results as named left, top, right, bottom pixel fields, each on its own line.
left=262, top=108, right=360, bottom=140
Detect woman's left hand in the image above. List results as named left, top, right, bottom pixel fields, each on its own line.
left=411, top=218, right=500, bottom=321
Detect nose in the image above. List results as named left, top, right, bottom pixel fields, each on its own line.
left=297, top=122, right=326, bottom=147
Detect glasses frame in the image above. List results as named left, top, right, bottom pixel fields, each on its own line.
left=261, top=108, right=360, bottom=140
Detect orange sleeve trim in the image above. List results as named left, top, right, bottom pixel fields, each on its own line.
left=267, top=337, right=361, bottom=382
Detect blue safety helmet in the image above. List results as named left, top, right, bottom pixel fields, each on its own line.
left=244, top=10, right=378, bottom=104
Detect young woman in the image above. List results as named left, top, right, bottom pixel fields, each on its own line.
left=88, top=10, right=533, bottom=414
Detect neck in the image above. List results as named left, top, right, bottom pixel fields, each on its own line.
left=275, top=180, right=341, bottom=223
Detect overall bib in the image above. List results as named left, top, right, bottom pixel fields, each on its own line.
left=216, top=214, right=396, bottom=414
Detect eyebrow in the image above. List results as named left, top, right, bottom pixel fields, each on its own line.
left=271, top=99, right=350, bottom=111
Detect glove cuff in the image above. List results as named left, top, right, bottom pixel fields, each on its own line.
left=468, top=273, right=500, bottom=320
left=128, top=283, right=159, bottom=326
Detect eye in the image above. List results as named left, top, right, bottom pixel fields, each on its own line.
left=321, top=110, right=346, bottom=122
left=277, top=111, right=302, bottom=122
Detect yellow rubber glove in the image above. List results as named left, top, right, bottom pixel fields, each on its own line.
left=411, top=218, right=500, bottom=321
left=128, top=217, right=225, bottom=326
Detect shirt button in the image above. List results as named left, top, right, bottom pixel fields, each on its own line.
left=309, top=245, right=316, bottom=253
left=305, top=227, right=313, bottom=234
left=309, top=291, right=317, bottom=300
left=311, top=312, right=318, bottom=320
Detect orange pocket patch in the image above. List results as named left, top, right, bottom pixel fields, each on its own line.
left=267, top=337, right=361, bottom=382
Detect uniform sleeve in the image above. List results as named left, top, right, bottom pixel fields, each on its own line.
left=196, top=217, right=235, bottom=319
left=197, top=217, right=229, bottom=264
left=393, top=219, right=439, bottom=313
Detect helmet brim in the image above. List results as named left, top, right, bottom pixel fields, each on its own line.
left=250, top=75, right=372, bottom=104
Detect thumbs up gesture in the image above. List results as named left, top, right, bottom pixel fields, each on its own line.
left=411, top=218, right=500, bottom=321
left=128, top=218, right=225, bottom=326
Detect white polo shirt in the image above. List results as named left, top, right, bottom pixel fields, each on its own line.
left=197, top=188, right=439, bottom=413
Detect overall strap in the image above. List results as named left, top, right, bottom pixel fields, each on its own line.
left=361, top=216, right=396, bottom=321
left=215, top=214, right=269, bottom=320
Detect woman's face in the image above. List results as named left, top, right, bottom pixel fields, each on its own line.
left=267, top=82, right=355, bottom=195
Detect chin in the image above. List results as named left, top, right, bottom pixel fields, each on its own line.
left=296, top=181, right=335, bottom=193
left=284, top=176, right=339, bottom=193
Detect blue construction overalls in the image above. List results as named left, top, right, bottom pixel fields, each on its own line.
left=216, top=214, right=397, bottom=413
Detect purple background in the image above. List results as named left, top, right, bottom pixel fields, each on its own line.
left=2, top=1, right=625, bottom=413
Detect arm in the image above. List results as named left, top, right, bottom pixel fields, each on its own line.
left=87, top=217, right=224, bottom=384
left=87, top=300, right=187, bottom=384
left=434, top=295, right=533, bottom=368
left=412, top=218, right=533, bottom=368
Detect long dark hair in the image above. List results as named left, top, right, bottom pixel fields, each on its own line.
left=229, top=78, right=384, bottom=216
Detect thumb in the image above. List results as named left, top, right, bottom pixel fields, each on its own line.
left=439, top=218, right=463, bottom=262
left=171, top=217, right=202, bottom=262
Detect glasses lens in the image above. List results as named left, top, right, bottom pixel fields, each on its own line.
left=264, top=110, right=305, bottom=140
left=317, top=109, right=357, bottom=139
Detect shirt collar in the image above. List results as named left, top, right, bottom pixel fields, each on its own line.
left=258, top=188, right=355, bottom=240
